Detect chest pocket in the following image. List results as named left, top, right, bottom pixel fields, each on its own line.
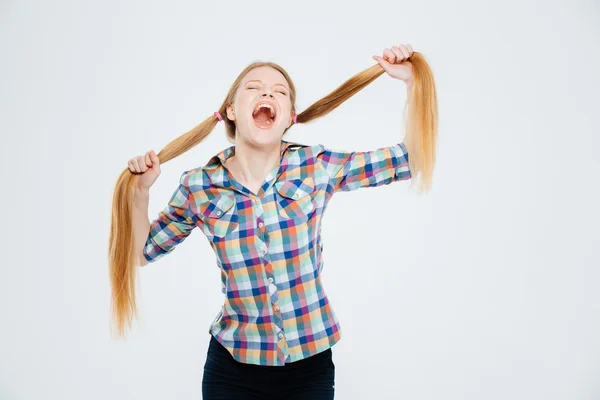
left=199, top=195, right=239, bottom=238
left=274, top=177, right=315, bottom=220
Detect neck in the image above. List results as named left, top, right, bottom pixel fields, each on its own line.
left=226, top=139, right=282, bottom=188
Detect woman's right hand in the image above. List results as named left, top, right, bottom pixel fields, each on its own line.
left=128, top=150, right=161, bottom=190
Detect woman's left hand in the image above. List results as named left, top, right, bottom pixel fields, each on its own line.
left=373, top=44, right=414, bottom=85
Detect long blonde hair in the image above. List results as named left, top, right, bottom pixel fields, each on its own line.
left=108, top=54, right=438, bottom=338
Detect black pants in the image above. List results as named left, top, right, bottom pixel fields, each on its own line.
left=202, top=334, right=335, bottom=399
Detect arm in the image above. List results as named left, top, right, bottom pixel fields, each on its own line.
left=133, top=187, right=151, bottom=267
left=317, top=83, right=413, bottom=193
left=140, top=172, right=198, bottom=265
left=317, top=142, right=411, bottom=193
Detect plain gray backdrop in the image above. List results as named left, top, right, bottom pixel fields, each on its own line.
left=1, top=0, right=598, bottom=399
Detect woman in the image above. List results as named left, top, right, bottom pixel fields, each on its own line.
left=109, top=44, right=437, bottom=399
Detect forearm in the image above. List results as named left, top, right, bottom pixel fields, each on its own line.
left=133, top=187, right=151, bottom=266
left=405, top=79, right=414, bottom=103
left=403, top=79, right=414, bottom=149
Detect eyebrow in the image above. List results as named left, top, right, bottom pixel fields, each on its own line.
left=244, top=80, right=289, bottom=91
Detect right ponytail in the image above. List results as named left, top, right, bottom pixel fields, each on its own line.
left=295, top=52, right=437, bottom=194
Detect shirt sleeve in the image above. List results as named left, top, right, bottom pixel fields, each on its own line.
left=143, top=172, right=198, bottom=264
left=316, top=142, right=411, bottom=193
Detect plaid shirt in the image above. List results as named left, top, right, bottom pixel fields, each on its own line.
left=143, top=140, right=411, bottom=366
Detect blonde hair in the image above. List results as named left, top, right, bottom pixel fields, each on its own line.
left=108, top=53, right=438, bottom=338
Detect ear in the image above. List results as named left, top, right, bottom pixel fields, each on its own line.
left=226, top=104, right=235, bottom=121
left=287, top=110, right=295, bottom=128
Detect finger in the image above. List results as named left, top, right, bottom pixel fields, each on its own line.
left=390, top=46, right=404, bottom=63
left=138, top=157, right=147, bottom=173
left=383, top=48, right=396, bottom=64
left=149, top=150, right=160, bottom=171
left=137, top=156, right=149, bottom=172
left=132, top=157, right=142, bottom=174
left=397, top=45, right=410, bottom=59
left=128, top=160, right=135, bottom=173
left=406, top=44, right=414, bottom=56
left=145, top=151, right=152, bottom=168
left=372, top=55, right=393, bottom=74
left=130, top=158, right=139, bottom=173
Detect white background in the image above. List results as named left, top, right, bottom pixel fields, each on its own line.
left=1, top=0, right=599, bottom=399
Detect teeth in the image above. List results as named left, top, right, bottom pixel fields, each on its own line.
left=253, top=103, right=276, bottom=118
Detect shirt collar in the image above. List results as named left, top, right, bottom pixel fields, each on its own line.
left=202, top=140, right=298, bottom=189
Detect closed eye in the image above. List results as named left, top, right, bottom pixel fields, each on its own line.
left=246, top=85, right=287, bottom=96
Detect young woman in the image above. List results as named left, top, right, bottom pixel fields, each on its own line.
left=109, top=44, right=437, bottom=399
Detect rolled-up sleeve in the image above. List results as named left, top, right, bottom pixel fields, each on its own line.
left=317, top=142, right=411, bottom=193
left=143, top=172, right=197, bottom=264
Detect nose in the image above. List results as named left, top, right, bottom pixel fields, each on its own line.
left=260, top=90, right=274, bottom=98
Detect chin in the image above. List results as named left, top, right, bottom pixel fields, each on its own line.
left=248, top=123, right=284, bottom=142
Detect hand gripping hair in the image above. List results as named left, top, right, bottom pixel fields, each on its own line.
left=108, top=53, right=438, bottom=338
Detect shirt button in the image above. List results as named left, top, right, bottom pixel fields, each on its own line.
left=255, top=198, right=260, bottom=204
left=216, top=211, right=222, bottom=215
left=258, top=222, right=263, bottom=228
left=274, top=305, right=280, bottom=311
left=278, top=332, right=284, bottom=339
left=268, top=277, right=273, bottom=283
left=294, top=193, right=299, bottom=198
left=263, top=248, right=268, bottom=255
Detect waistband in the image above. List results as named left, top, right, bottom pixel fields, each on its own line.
left=208, top=334, right=332, bottom=369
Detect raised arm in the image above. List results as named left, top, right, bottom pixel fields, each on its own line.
left=372, top=44, right=437, bottom=193
left=316, top=141, right=411, bottom=193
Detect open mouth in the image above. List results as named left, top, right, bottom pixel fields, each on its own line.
left=252, top=101, right=277, bottom=129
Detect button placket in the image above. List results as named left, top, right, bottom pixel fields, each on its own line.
left=252, top=192, right=283, bottom=346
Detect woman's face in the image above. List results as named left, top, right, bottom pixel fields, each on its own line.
left=226, top=66, right=294, bottom=147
